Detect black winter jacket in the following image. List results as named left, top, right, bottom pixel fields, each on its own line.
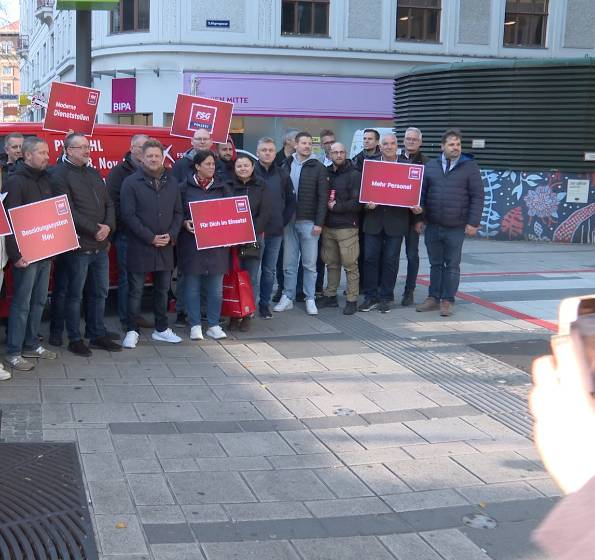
left=120, top=168, right=183, bottom=273
left=282, top=155, right=329, bottom=226
left=106, top=151, right=138, bottom=231
left=3, top=161, right=55, bottom=263
left=421, top=154, right=484, bottom=228
left=50, top=160, right=116, bottom=252
left=399, top=150, right=429, bottom=165
left=216, top=158, right=235, bottom=183
left=326, top=161, right=362, bottom=229
left=227, top=174, right=271, bottom=235
left=171, top=149, right=195, bottom=183
left=0, top=153, right=16, bottom=186
left=177, top=177, right=233, bottom=276
left=253, top=161, right=296, bottom=237
left=352, top=146, right=382, bottom=172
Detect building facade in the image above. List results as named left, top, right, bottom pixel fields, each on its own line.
left=18, top=0, right=595, bottom=149
left=0, top=21, right=20, bottom=123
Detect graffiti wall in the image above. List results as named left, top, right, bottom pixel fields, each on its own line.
left=479, top=170, right=595, bottom=243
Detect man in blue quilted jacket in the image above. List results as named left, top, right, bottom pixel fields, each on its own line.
left=416, top=128, right=484, bottom=317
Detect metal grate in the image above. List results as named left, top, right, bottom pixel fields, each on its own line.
left=0, top=442, right=98, bottom=560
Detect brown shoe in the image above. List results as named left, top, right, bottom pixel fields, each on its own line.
left=416, top=297, right=440, bottom=312
left=440, top=300, right=454, bottom=317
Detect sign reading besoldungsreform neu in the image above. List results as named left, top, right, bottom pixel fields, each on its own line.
left=43, top=82, right=100, bottom=136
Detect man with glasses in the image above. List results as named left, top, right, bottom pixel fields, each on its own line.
left=398, top=127, right=428, bottom=307
left=318, top=129, right=336, bottom=168
left=171, top=128, right=213, bottom=182
left=51, top=132, right=121, bottom=356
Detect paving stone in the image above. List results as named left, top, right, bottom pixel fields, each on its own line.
left=457, top=481, right=543, bottom=504
left=452, top=451, right=547, bottom=484
left=366, top=389, right=439, bottom=412
left=98, top=384, right=161, bottom=403
left=279, top=429, right=329, bottom=454
left=399, top=503, right=476, bottom=532
left=404, top=417, right=492, bottom=444
left=175, top=421, right=242, bottom=433
left=42, top=403, right=74, bottom=425
left=150, top=376, right=208, bottom=385
left=168, top=471, right=255, bottom=504
left=215, top=431, right=295, bottom=456
left=252, top=400, right=295, bottom=419
left=122, top=457, right=163, bottom=473
left=345, top=422, right=424, bottom=449
left=243, top=469, right=335, bottom=501
left=88, top=479, right=135, bottom=514
left=211, top=383, right=275, bottom=401
left=527, top=478, right=563, bottom=497
left=0, top=386, right=41, bottom=403
left=281, top=398, right=325, bottom=418
left=268, top=453, right=341, bottom=470
left=137, top=505, right=186, bottom=524
left=41, top=385, right=101, bottom=403
left=350, top=464, right=411, bottom=495
left=43, top=428, right=76, bottom=441
left=238, top=419, right=305, bottom=432
left=159, top=458, right=199, bottom=472
left=305, top=497, right=392, bottom=518
left=317, top=377, right=384, bottom=396
left=421, top=528, right=491, bottom=559
left=403, top=441, right=479, bottom=459
left=112, top=434, right=157, bottom=459
left=386, top=457, right=483, bottom=491
left=312, top=428, right=363, bottom=452
left=144, top=522, right=195, bottom=544
left=315, top=466, right=374, bottom=498
left=418, top=386, right=467, bottom=407
left=181, top=504, right=229, bottom=523
left=266, top=381, right=329, bottom=399
left=420, top=404, right=482, bottom=419
left=337, top=447, right=411, bottom=466
left=151, top=543, right=206, bottom=560
left=202, top=540, right=301, bottom=560
left=134, top=403, right=202, bottom=422
left=110, top=422, right=178, bottom=435
left=81, top=452, right=123, bottom=481
left=77, top=428, right=114, bottom=453
left=267, top=358, right=328, bottom=373
left=293, top=536, right=394, bottom=560
left=380, top=533, right=443, bottom=559
left=194, top=401, right=263, bottom=421
left=361, top=410, right=427, bottom=424
left=128, top=473, right=175, bottom=505
left=150, top=433, right=225, bottom=459
left=196, top=456, right=272, bottom=471
left=65, top=365, right=121, bottom=378
left=155, top=384, right=216, bottom=402
left=302, top=415, right=368, bottom=429
left=224, top=501, right=312, bottom=521
left=95, top=514, right=148, bottom=556
left=309, top=393, right=383, bottom=416
left=72, top=403, right=139, bottom=423
left=384, top=488, right=470, bottom=512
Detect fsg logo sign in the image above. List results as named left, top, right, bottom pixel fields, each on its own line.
left=188, top=103, right=217, bottom=133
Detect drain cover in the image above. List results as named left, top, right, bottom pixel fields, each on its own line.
left=334, top=408, right=356, bottom=416
left=0, top=442, right=98, bottom=559
left=462, top=513, right=498, bottom=529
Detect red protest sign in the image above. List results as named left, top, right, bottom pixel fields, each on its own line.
left=0, top=193, right=12, bottom=237
left=170, top=94, right=233, bottom=143
left=359, top=160, right=424, bottom=208
left=188, top=196, right=256, bottom=250
left=43, top=81, right=100, bottom=136
left=8, top=195, right=80, bottom=263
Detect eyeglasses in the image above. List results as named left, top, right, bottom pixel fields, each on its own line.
left=404, top=137, right=421, bottom=142
left=69, top=145, right=90, bottom=150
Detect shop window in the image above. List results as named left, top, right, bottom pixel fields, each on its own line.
left=117, top=113, right=153, bottom=126
left=503, top=0, right=548, bottom=47
left=1, top=83, right=12, bottom=95
left=110, top=0, right=150, bottom=34
left=163, top=113, right=173, bottom=128
left=396, top=0, right=441, bottom=42
left=281, top=0, right=330, bottom=37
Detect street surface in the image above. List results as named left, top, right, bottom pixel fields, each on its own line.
left=3, top=238, right=592, bottom=559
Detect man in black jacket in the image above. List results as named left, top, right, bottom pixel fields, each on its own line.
left=106, top=133, right=149, bottom=329
left=352, top=128, right=381, bottom=172
left=171, top=129, right=213, bottom=183
left=318, top=143, right=361, bottom=316
left=121, top=140, right=183, bottom=348
left=51, top=133, right=121, bottom=356
left=254, top=137, right=296, bottom=318
left=416, top=128, right=484, bottom=317
left=3, top=137, right=57, bottom=372
left=274, top=131, right=329, bottom=316
left=1, top=133, right=23, bottom=188
left=359, top=133, right=422, bottom=314
left=399, top=127, right=429, bottom=307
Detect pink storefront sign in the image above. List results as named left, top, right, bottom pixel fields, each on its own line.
left=111, top=77, right=136, bottom=113
left=182, top=73, right=393, bottom=119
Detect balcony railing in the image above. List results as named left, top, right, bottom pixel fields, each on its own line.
left=17, top=35, right=29, bottom=54
left=35, top=0, right=54, bottom=24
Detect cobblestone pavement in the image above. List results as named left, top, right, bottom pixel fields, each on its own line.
left=2, top=239, right=592, bottom=559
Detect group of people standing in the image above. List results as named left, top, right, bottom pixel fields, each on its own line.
left=0, top=124, right=483, bottom=381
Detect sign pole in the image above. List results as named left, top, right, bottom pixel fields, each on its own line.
left=75, top=10, right=92, bottom=87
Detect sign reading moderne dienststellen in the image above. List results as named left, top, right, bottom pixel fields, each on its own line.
left=43, top=82, right=101, bottom=136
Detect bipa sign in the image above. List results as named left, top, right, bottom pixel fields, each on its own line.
left=188, top=103, right=217, bottom=132
left=111, top=77, right=136, bottom=114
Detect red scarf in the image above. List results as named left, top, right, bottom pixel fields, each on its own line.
left=194, top=175, right=213, bottom=190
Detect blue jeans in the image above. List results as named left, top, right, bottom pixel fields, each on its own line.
left=6, top=260, right=51, bottom=356
left=363, top=232, right=403, bottom=301
left=259, top=234, right=283, bottom=306
left=424, top=224, right=465, bottom=302
left=404, top=227, right=420, bottom=292
left=64, top=250, right=109, bottom=342
left=282, top=220, right=320, bottom=301
left=114, top=232, right=129, bottom=324
left=50, top=254, right=69, bottom=339
left=184, top=273, right=224, bottom=328
left=128, top=270, right=169, bottom=333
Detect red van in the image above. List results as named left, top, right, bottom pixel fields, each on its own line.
left=0, top=123, right=193, bottom=316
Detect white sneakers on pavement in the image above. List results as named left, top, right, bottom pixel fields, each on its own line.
left=305, top=298, right=318, bottom=315
left=3, top=355, right=35, bottom=371
left=0, top=365, right=12, bottom=381
left=122, top=331, right=140, bottom=349
left=206, top=325, right=227, bottom=340
left=190, top=325, right=204, bottom=340
left=151, top=328, right=182, bottom=344
left=273, top=295, right=293, bottom=312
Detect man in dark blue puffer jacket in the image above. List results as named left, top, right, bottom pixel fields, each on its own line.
left=416, top=128, right=484, bottom=317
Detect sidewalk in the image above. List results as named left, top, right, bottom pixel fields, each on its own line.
left=3, top=239, right=590, bottom=560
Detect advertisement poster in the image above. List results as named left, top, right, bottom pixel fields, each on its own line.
left=43, top=82, right=100, bottom=136
left=360, top=160, right=424, bottom=208
left=8, top=195, right=80, bottom=263
left=188, top=195, right=256, bottom=250
left=170, top=94, right=233, bottom=143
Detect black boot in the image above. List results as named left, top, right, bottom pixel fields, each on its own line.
left=401, top=289, right=414, bottom=307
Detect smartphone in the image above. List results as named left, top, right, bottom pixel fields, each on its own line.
left=554, top=296, right=595, bottom=396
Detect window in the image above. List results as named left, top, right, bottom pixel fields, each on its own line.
left=110, top=0, right=150, bottom=34
left=503, top=0, right=548, bottom=47
left=396, top=0, right=441, bottom=42
left=281, top=0, right=329, bottom=36
left=2, top=67, right=12, bottom=75
left=2, top=83, right=12, bottom=95
left=117, top=113, right=153, bottom=126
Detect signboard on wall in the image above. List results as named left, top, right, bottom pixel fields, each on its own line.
left=112, top=78, right=136, bottom=113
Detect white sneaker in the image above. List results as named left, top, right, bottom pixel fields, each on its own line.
left=273, top=295, right=293, bottom=312
left=190, top=325, right=204, bottom=340
left=122, top=330, right=140, bottom=349
left=0, top=366, right=11, bottom=381
left=151, top=328, right=182, bottom=344
left=206, top=325, right=227, bottom=340
left=305, top=298, right=318, bottom=315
